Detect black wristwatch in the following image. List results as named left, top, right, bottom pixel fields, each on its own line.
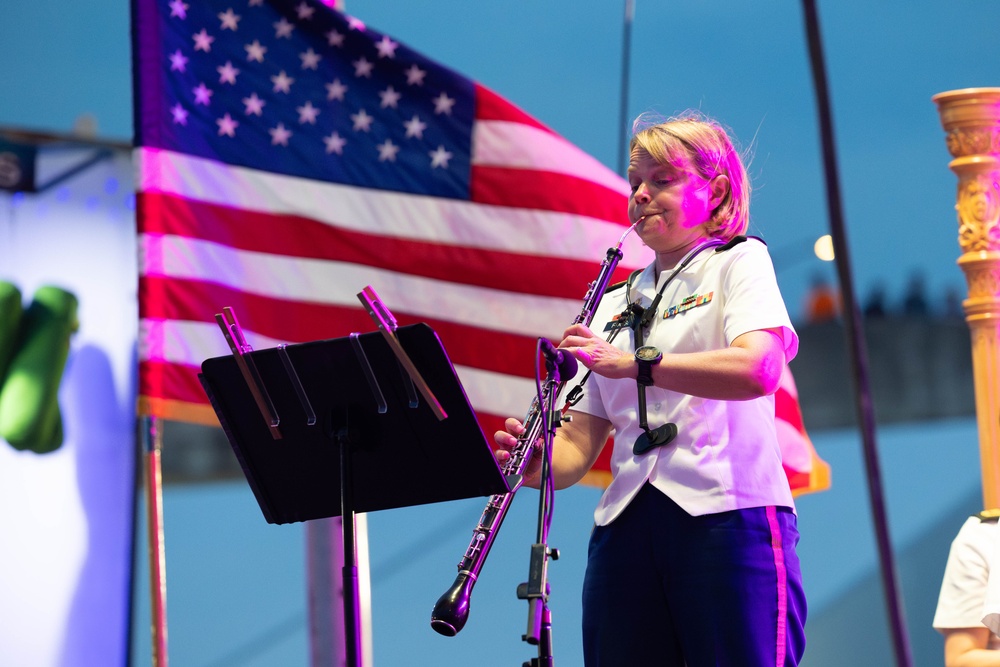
left=634, top=345, right=662, bottom=387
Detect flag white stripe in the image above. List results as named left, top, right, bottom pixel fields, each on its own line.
left=140, top=319, right=538, bottom=418
left=135, top=148, right=650, bottom=268
left=141, top=233, right=584, bottom=334
left=472, top=120, right=630, bottom=196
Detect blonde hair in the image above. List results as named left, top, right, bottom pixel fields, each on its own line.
left=629, top=112, right=751, bottom=240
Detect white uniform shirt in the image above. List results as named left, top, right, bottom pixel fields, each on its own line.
left=931, top=515, right=1000, bottom=649
left=984, top=517, right=1000, bottom=639
left=574, top=237, right=798, bottom=525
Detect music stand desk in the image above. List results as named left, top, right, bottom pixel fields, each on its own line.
left=199, top=322, right=510, bottom=524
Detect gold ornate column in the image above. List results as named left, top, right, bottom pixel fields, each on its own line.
left=933, top=88, right=1000, bottom=509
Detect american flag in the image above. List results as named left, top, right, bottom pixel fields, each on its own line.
left=132, top=0, right=646, bottom=434
left=131, top=0, right=828, bottom=495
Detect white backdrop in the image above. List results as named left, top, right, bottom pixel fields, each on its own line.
left=0, top=147, right=136, bottom=667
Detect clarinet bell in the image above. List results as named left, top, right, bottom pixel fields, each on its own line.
left=430, top=571, right=475, bottom=636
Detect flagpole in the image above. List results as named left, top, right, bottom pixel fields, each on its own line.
left=617, top=0, right=634, bottom=176
left=799, top=1, right=913, bottom=665
left=142, top=415, right=169, bottom=667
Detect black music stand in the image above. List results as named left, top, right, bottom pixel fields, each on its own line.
left=198, top=321, right=511, bottom=666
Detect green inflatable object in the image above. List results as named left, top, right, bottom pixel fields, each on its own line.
left=0, top=281, right=23, bottom=380
left=0, top=285, right=78, bottom=453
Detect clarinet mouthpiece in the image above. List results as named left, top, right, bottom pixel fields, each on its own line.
left=430, top=571, right=475, bottom=636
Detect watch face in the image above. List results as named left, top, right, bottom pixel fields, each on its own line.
left=636, top=346, right=660, bottom=361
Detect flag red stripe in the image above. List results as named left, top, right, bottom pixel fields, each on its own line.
left=474, top=84, right=552, bottom=131
left=470, top=165, right=630, bottom=225
left=784, top=467, right=815, bottom=494
left=141, top=360, right=208, bottom=406
left=150, top=351, right=826, bottom=497
left=142, top=357, right=524, bottom=446
left=774, top=386, right=806, bottom=433
left=590, top=433, right=615, bottom=474
left=139, top=275, right=545, bottom=378
left=140, top=192, right=628, bottom=301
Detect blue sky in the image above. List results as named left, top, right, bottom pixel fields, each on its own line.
left=3, top=1, right=1000, bottom=320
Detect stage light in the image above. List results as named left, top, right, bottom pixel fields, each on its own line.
left=814, top=234, right=835, bottom=262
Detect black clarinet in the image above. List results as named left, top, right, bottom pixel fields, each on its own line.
left=430, top=221, right=640, bottom=636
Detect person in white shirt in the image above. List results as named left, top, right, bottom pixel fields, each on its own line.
left=495, top=113, right=806, bottom=666
left=933, top=512, right=1000, bottom=666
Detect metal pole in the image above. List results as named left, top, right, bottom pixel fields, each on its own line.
left=142, top=415, right=169, bottom=667
left=307, top=517, right=347, bottom=667
left=799, top=1, right=913, bottom=665
left=616, top=0, right=634, bottom=176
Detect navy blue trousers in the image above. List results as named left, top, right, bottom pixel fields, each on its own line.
left=582, top=483, right=807, bottom=666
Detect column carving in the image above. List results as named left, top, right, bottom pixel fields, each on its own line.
left=934, top=87, right=1000, bottom=509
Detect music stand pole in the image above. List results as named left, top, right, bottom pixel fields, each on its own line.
left=336, top=424, right=363, bottom=667
left=518, top=356, right=565, bottom=667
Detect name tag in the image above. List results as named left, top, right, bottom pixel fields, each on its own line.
left=603, top=304, right=648, bottom=332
